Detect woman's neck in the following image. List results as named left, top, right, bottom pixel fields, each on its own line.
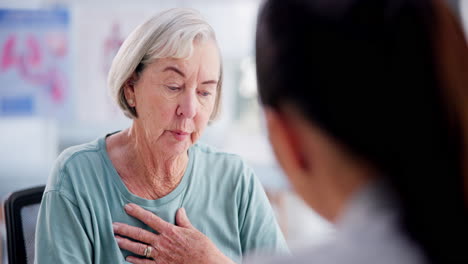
left=109, top=127, right=189, bottom=200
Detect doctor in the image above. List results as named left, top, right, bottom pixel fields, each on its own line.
left=253, top=0, right=468, bottom=263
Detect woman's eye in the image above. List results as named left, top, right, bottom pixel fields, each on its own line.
left=198, top=91, right=211, bottom=97
left=167, top=86, right=181, bottom=91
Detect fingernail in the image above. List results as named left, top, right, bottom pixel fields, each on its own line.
left=115, top=236, right=122, bottom=243
left=125, top=203, right=133, bottom=212
left=112, top=223, right=119, bottom=231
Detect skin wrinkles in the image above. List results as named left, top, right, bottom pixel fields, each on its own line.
left=106, top=39, right=220, bottom=200
left=113, top=205, right=234, bottom=263
left=112, top=38, right=243, bottom=264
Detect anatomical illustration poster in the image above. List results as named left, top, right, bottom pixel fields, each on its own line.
left=0, top=9, right=72, bottom=120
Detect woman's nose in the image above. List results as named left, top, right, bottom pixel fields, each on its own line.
left=176, top=91, right=197, bottom=119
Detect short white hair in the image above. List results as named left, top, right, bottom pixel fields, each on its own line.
left=108, top=8, right=222, bottom=119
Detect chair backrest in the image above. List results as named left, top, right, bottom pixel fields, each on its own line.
left=4, top=185, right=45, bottom=264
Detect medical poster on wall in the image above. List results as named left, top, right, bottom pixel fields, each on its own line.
left=0, top=9, right=72, bottom=120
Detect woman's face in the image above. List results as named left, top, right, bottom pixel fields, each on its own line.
left=126, top=39, right=220, bottom=155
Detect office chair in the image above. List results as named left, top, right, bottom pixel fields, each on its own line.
left=4, top=185, right=45, bottom=264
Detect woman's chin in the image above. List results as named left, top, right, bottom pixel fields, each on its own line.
left=164, top=138, right=192, bottom=155
left=156, top=131, right=198, bottom=156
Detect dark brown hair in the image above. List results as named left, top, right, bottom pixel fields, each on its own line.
left=256, top=0, right=468, bottom=262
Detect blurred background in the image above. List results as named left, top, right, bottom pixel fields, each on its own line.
left=0, top=0, right=466, bottom=262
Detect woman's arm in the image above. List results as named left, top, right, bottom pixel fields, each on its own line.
left=237, top=169, right=289, bottom=256
left=35, top=190, right=93, bottom=264
left=113, top=204, right=235, bottom=264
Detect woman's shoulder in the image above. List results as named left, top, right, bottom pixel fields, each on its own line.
left=192, top=141, right=245, bottom=164
left=55, top=137, right=103, bottom=168
left=46, top=137, right=105, bottom=192
left=191, top=142, right=255, bottom=180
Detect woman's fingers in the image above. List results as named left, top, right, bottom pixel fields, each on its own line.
left=115, top=235, right=163, bottom=264
left=113, top=222, right=156, bottom=245
left=175, top=208, right=193, bottom=228
left=119, top=204, right=233, bottom=263
left=115, top=235, right=153, bottom=258
left=125, top=203, right=171, bottom=232
left=125, top=255, right=155, bottom=264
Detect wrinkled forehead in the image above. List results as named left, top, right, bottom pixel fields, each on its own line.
left=149, top=40, right=221, bottom=80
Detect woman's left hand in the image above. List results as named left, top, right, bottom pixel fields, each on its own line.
left=113, top=203, right=235, bottom=264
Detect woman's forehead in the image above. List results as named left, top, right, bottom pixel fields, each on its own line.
left=150, top=55, right=219, bottom=79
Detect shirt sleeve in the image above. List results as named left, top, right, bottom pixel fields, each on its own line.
left=35, top=190, right=93, bottom=264
left=238, top=167, right=290, bottom=256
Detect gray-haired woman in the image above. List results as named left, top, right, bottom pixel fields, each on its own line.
left=35, top=8, right=288, bottom=264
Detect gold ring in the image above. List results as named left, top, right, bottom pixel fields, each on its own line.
left=144, top=245, right=153, bottom=258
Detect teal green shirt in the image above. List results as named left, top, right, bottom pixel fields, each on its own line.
left=35, top=134, right=288, bottom=263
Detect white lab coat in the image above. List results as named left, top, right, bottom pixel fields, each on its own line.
left=247, top=181, right=428, bottom=264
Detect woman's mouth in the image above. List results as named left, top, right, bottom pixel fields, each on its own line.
left=169, top=130, right=190, bottom=141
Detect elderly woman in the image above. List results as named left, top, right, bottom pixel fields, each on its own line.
left=35, top=8, right=287, bottom=264
left=250, top=0, right=468, bottom=263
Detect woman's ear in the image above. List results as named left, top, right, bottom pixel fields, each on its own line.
left=124, top=73, right=139, bottom=107
left=264, top=108, right=309, bottom=178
